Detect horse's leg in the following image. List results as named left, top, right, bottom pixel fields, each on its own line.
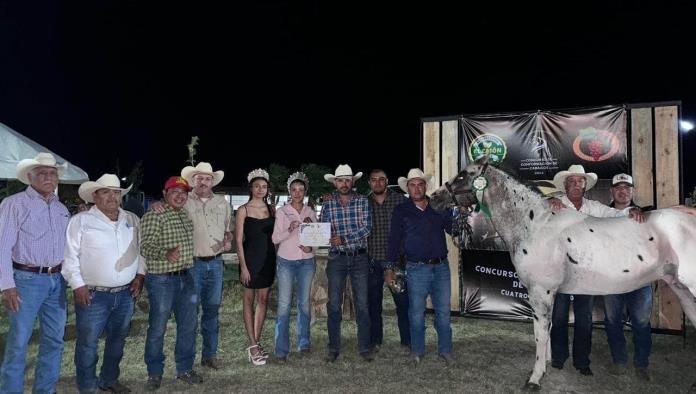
left=523, top=286, right=556, bottom=391
left=666, top=280, right=696, bottom=328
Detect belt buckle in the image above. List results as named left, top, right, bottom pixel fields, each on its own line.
left=39, top=266, right=51, bottom=274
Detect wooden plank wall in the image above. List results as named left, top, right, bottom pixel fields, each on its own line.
left=441, top=120, right=460, bottom=311
left=652, top=106, right=682, bottom=330
left=630, top=108, right=653, bottom=207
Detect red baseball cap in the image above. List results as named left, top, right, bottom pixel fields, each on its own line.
left=164, top=176, right=192, bottom=191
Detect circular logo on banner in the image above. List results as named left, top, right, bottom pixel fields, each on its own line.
left=572, top=127, right=621, bottom=162
left=468, top=133, right=508, bottom=164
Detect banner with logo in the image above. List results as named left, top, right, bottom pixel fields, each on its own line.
left=457, top=105, right=628, bottom=319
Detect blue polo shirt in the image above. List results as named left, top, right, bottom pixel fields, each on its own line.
left=386, top=199, right=454, bottom=263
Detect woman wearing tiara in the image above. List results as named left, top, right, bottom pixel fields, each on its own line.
left=236, top=169, right=276, bottom=365
left=271, top=172, right=317, bottom=362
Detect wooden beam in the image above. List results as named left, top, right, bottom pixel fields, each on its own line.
left=630, top=108, right=654, bottom=208
left=422, top=122, right=441, bottom=194
left=441, top=120, right=460, bottom=311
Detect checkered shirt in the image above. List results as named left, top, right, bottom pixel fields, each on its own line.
left=140, top=206, right=194, bottom=274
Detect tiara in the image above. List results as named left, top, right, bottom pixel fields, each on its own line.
left=287, top=171, right=309, bottom=192
left=247, top=168, right=269, bottom=183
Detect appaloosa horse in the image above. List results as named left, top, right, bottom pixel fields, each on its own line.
left=430, top=157, right=696, bottom=390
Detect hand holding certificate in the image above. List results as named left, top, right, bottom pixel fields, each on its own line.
left=298, top=222, right=331, bottom=247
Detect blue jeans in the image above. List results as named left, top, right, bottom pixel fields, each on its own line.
left=604, top=285, right=653, bottom=368
left=551, top=293, right=594, bottom=368
left=0, top=270, right=66, bottom=394
left=368, top=258, right=410, bottom=347
left=191, top=258, right=224, bottom=360
left=144, top=271, right=198, bottom=376
left=274, top=256, right=315, bottom=357
left=406, top=261, right=451, bottom=355
left=74, top=288, right=134, bottom=392
left=326, top=252, right=371, bottom=354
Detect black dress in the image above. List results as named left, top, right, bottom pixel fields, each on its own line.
left=242, top=213, right=276, bottom=289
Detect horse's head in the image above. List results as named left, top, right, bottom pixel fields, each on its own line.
left=430, top=156, right=490, bottom=210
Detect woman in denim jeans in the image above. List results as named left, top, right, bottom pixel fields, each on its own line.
left=271, top=172, right=317, bottom=362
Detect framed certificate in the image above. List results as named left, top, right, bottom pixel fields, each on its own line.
left=298, top=222, right=331, bottom=247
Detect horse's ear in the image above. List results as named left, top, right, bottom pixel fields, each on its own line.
left=475, top=155, right=489, bottom=167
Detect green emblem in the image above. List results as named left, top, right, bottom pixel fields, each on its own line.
left=468, top=133, right=508, bottom=164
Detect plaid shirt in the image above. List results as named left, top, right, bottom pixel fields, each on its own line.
left=320, top=192, right=372, bottom=253
left=140, top=206, right=194, bottom=274
left=367, top=189, right=407, bottom=260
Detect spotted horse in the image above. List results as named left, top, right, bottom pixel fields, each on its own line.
left=429, top=156, right=696, bottom=391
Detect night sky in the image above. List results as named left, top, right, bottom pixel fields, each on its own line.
left=1, top=1, right=695, bottom=196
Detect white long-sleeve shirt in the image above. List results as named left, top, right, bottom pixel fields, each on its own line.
left=560, top=195, right=629, bottom=218
left=62, top=206, right=146, bottom=289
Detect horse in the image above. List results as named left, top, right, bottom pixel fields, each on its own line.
left=429, top=156, right=696, bottom=390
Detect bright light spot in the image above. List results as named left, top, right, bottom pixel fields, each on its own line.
left=680, top=120, right=694, bottom=132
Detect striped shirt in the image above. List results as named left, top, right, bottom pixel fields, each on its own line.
left=319, top=192, right=372, bottom=253
left=0, top=186, right=70, bottom=290
left=367, top=189, right=407, bottom=260
left=140, top=205, right=194, bottom=274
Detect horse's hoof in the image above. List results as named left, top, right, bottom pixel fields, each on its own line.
left=522, top=382, right=541, bottom=392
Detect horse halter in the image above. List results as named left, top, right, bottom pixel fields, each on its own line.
left=444, top=161, right=489, bottom=206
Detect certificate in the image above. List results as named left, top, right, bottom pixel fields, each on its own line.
left=299, top=223, right=331, bottom=247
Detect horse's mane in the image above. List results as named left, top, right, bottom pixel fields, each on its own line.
left=487, top=163, right=547, bottom=197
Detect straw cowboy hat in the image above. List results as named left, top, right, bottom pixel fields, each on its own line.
left=16, top=152, right=68, bottom=185
left=398, top=168, right=434, bottom=193
left=78, top=174, right=132, bottom=203
left=324, top=164, right=363, bottom=182
left=181, top=162, right=224, bottom=186
left=552, top=164, right=598, bottom=191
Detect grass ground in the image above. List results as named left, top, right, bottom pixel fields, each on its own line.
left=2, top=268, right=696, bottom=393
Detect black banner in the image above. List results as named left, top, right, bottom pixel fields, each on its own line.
left=458, top=106, right=628, bottom=320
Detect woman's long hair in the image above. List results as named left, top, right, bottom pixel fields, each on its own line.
left=247, top=177, right=275, bottom=217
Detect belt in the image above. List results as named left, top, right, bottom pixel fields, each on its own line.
left=336, top=248, right=367, bottom=256
left=196, top=253, right=223, bottom=262
left=13, top=262, right=62, bottom=274
left=412, top=257, right=447, bottom=265
left=164, top=269, right=189, bottom=276
left=88, top=284, right=130, bottom=293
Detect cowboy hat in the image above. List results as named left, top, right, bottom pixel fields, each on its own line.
left=181, top=162, right=224, bottom=186
left=78, top=174, right=132, bottom=203
left=398, top=168, right=434, bottom=193
left=552, top=164, right=598, bottom=191
left=15, top=152, right=68, bottom=185
left=324, top=164, right=363, bottom=182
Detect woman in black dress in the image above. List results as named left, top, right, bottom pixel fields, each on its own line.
left=235, top=169, right=276, bottom=365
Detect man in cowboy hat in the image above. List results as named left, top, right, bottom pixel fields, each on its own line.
left=140, top=176, right=201, bottom=390
left=320, top=164, right=373, bottom=362
left=386, top=168, right=456, bottom=364
left=62, top=174, right=146, bottom=394
left=149, top=162, right=232, bottom=369
left=181, top=162, right=232, bottom=369
left=365, top=169, right=410, bottom=351
left=548, top=165, right=644, bottom=376
left=603, top=173, right=653, bottom=381
left=0, top=153, right=70, bottom=393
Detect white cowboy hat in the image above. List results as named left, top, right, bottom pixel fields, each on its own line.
left=398, top=168, right=434, bottom=193
left=324, top=164, right=363, bottom=182
left=78, top=174, right=132, bottom=203
left=181, top=162, right=224, bottom=186
left=15, top=152, right=68, bottom=185
left=552, top=164, right=598, bottom=191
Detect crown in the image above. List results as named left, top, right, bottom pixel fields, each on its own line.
left=247, top=168, right=269, bottom=183
left=287, top=171, right=309, bottom=192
